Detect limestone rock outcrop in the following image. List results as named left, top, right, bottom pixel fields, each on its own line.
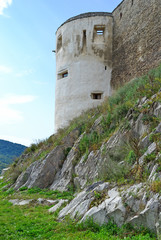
left=13, top=94, right=161, bottom=193
left=58, top=182, right=161, bottom=234
left=14, top=128, right=80, bottom=190
left=4, top=90, right=161, bottom=236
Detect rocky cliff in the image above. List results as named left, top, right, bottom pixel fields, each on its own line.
left=2, top=65, right=161, bottom=237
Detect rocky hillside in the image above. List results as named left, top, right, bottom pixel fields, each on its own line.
left=2, top=65, right=161, bottom=237
left=0, top=140, right=26, bottom=174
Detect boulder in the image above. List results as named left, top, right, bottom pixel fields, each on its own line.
left=9, top=199, right=33, bottom=205
left=37, top=198, right=57, bottom=206
left=81, top=187, right=125, bottom=226
left=81, top=203, right=108, bottom=226
left=14, top=145, right=65, bottom=189
left=59, top=182, right=109, bottom=219
left=59, top=182, right=161, bottom=233
left=59, top=190, right=88, bottom=219
left=48, top=199, right=68, bottom=213
left=50, top=133, right=84, bottom=191
left=128, top=194, right=160, bottom=232
left=14, top=129, right=80, bottom=190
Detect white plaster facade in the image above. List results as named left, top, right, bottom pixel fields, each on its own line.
left=55, top=13, right=113, bottom=131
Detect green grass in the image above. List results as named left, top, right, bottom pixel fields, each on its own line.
left=0, top=180, right=156, bottom=240
left=0, top=200, right=156, bottom=240
left=0, top=184, right=74, bottom=201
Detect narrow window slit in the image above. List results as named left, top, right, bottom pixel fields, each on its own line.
left=57, top=35, right=62, bottom=52
left=82, top=30, right=87, bottom=53
left=91, top=93, right=102, bottom=100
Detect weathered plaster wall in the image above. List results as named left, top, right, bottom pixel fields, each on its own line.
left=55, top=14, right=113, bottom=131
left=112, top=0, right=161, bottom=87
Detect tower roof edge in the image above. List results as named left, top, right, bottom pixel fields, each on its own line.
left=56, top=12, right=113, bottom=32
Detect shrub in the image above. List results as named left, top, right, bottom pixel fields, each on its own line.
left=150, top=180, right=161, bottom=193
left=126, top=150, right=136, bottom=164
left=19, top=186, right=28, bottom=191
left=145, top=153, right=156, bottom=162
left=98, top=157, right=130, bottom=183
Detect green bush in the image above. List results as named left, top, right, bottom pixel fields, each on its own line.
left=145, top=153, right=156, bottom=162
left=126, top=150, right=136, bottom=164
left=19, top=186, right=28, bottom=191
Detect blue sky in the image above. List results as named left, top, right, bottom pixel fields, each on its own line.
left=0, top=0, right=122, bottom=146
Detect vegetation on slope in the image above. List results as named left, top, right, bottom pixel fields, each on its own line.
left=5, top=64, right=161, bottom=186
left=0, top=140, right=26, bottom=174
left=1, top=65, right=161, bottom=239
left=0, top=180, right=156, bottom=240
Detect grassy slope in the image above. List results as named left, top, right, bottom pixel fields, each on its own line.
left=0, top=181, right=156, bottom=240
left=1, top=65, right=161, bottom=239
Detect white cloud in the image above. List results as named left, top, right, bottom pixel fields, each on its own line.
left=0, top=0, right=12, bottom=15
left=0, top=94, right=36, bottom=125
left=0, top=65, right=12, bottom=74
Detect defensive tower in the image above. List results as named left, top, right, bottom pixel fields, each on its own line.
left=55, top=0, right=161, bottom=131
left=55, top=12, right=113, bottom=131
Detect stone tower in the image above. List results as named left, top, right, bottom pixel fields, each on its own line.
left=55, top=12, right=113, bottom=131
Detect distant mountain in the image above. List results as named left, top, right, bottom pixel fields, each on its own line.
left=0, top=140, right=26, bottom=174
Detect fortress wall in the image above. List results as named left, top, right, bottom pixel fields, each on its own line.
left=112, top=0, right=161, bottom=88
left=55, top=14, right=113, bottom=131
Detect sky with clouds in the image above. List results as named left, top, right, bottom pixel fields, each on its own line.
left=0, top=0, right=122, bottom=146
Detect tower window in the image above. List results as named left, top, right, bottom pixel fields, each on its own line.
left=120, top=12, right=122, bottom=19
left=93, top=25, right=105, bottom=42
left=58, top=70, right=68, bottom=79
left=57, top=34, right=62, bottom=52
left=91, top=93, right=102, bottom=100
